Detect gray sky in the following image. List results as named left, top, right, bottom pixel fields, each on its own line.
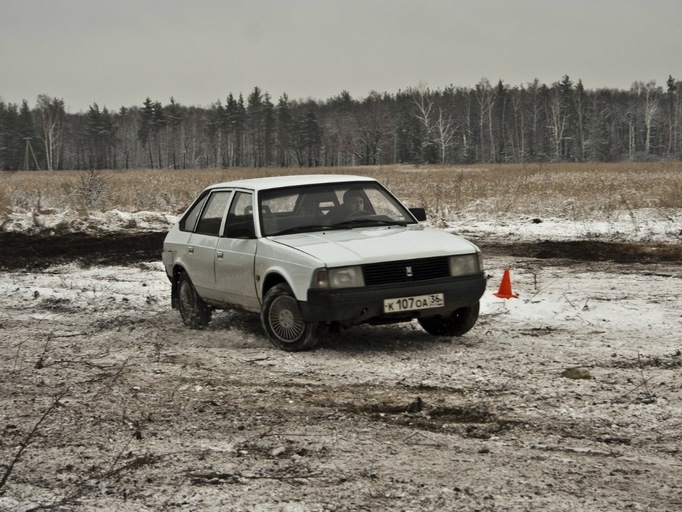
left=1, top=0, right=680, bottom=113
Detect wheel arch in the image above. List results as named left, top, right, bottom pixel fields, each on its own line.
left=170, top=264, right=188, bottom=309
left=261, top=271, right=289, bottom=299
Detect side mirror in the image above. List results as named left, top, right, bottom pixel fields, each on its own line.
left=409, top=208, right=427, bottom=222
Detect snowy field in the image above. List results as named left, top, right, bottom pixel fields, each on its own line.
left=1, top=202, right=681, bottom=511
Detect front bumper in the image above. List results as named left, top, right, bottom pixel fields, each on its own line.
left=300, top=274, right=486, bottom=325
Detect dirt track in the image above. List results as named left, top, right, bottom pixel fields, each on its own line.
left=2, top=231, right=681, bottom=270
left=1, top=232, right=681, bottom=511
left=0, top=232, right=167, bottom=270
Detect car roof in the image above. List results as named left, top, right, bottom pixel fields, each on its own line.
left=205, top=174, right=376, bottom=192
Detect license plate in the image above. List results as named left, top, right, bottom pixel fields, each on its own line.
left=383, top=293, right=444, bottom=313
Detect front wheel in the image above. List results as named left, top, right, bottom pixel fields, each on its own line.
left=261, top=283, right=322, bottom=351
left=177, top=273, right=212, bottom=329
left=418, top=302, right=480, bottom=337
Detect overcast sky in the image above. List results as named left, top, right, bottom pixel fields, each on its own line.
left=1, top=0, right=680, bottom=113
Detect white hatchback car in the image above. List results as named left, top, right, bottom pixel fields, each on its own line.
left=162, top=175, right=486, bottom=351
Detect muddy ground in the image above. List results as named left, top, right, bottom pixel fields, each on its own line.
left=1, top=232, right=682, bottom=270
left=1, top=232, right=681, bottom=511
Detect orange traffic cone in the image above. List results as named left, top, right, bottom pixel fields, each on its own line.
left=494, top=268, right=518, bottom=299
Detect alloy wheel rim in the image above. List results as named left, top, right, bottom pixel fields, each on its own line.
left=269, top=295, right=304, bottom=342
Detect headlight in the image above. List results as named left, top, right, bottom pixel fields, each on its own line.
left=313, top=266, right=365, bottom=288
left=448, top=253, right=482, bottom=276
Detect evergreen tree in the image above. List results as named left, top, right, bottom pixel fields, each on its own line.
left=573, top=79, right=588, bottom=161
left=138, top=98, right=156, bottom=168
left=224, top=94, right=239, bottom=166
left=206, top=101, right=224, bottom=167
left=86, top=103, right=117, bottom=169
left=326, top=90, right=356, bottom=165
left=152, top=100, right=166, bottom=168
left=292, top=109, right=322, bottom=167
left=0, top=102, right=23, bottom=170
left=276, top=94, right=293, bottom=166
left=116, top=107, right=139, bottom=170
left=3, top=78, right=681, bottom=168
left=666, top=75, right=678, bottom=157
left=222, top=93, right=246, bottom=167
left=165, top=97, right=183, bottom=169
left=263, top=93, right=275, bottom=166
left=247, top=86, right=265, bottom=167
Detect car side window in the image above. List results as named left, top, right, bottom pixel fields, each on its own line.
left=194, top=191, right=231, bottom=236
left=364, top=188, right=411, bottom=220
left=179, top=194, right=208, bottom=232
left=224, top=191, right=255, bottom=238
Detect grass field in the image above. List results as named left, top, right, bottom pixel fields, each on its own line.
left=1, top=163, right=681, bottom=221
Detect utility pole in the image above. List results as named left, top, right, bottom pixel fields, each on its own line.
left=24, top=137, right=31, bottom=170
left=23, top=137, right=40, bottom=171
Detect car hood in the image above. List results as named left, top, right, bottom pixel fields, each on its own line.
left=268, top=225, right=478, bottom=267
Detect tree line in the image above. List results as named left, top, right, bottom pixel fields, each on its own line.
left=1, top=75, right=680, bottom=171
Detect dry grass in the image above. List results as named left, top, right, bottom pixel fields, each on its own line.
left=1, top=163, right=681, bottom=221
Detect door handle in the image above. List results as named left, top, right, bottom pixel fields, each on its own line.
left=216, top=251, right=224, bottom=259
left=188, top=246, right=194, bottom=254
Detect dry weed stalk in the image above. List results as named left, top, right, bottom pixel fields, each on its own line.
left=74, top=170, right=108, bottom=209
left=0, top=389, right=69, bottom=494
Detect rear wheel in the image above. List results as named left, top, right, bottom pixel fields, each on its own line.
left=418, top=302, right=479, bottom=337
left=177, top=273, right=211, bottom=329
left=261, top=283, right=322, bottom=351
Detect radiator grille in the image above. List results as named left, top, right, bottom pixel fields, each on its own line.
left=362, top=257, right=450, bottom=286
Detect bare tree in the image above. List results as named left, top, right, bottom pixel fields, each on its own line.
left=36, top=94, right=65, bottom=170
left=475, top=79, right=496, bottom=162
left=630, top=81, right=662, bottom=157
left=509, top=90, right=525, bottom=162
left=547, top=77, right=572, bottom=161
left=526, top=79, right=544, bottom=160
left=339, top=91, right=391, bottom=166
left=433, top=105, right=455, bottom=164
left=642, top=81, right=660, bottom=155
left=414, top=86, right=456, bottom=163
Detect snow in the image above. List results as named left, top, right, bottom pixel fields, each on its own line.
left=3, top=206, right=681, bottom=244
left=2, top=258, right=677, bottom=351
left=1, top=209, right=177, bottom=235
left=446, top=208, right=682, bottom=244
left=0, top=262, right=169, bottom=320
left=1, top=207, right=679, bottom=354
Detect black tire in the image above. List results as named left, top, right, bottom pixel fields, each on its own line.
left=418, top=302, right=480, bottom=337
left=177, top=273, right=211, bottom=329
left=261, top=283, right=322, bottom=351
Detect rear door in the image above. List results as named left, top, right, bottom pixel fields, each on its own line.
left=186, top=189, right=232, bottom=300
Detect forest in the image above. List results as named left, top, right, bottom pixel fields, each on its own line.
left=1, top=75, right=680, bottom=171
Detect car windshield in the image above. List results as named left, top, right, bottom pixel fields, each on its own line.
left=258, top=181, right=416, bottom=237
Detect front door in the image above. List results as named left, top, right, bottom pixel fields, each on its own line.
left=215, top=191, right=260, bottom=310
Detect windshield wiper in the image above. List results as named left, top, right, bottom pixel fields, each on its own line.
left=271, top=219, right=409, bottom=235
left=269, top=224, right=327, bottom=236
left=330, top=219, right=409, bottom=229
